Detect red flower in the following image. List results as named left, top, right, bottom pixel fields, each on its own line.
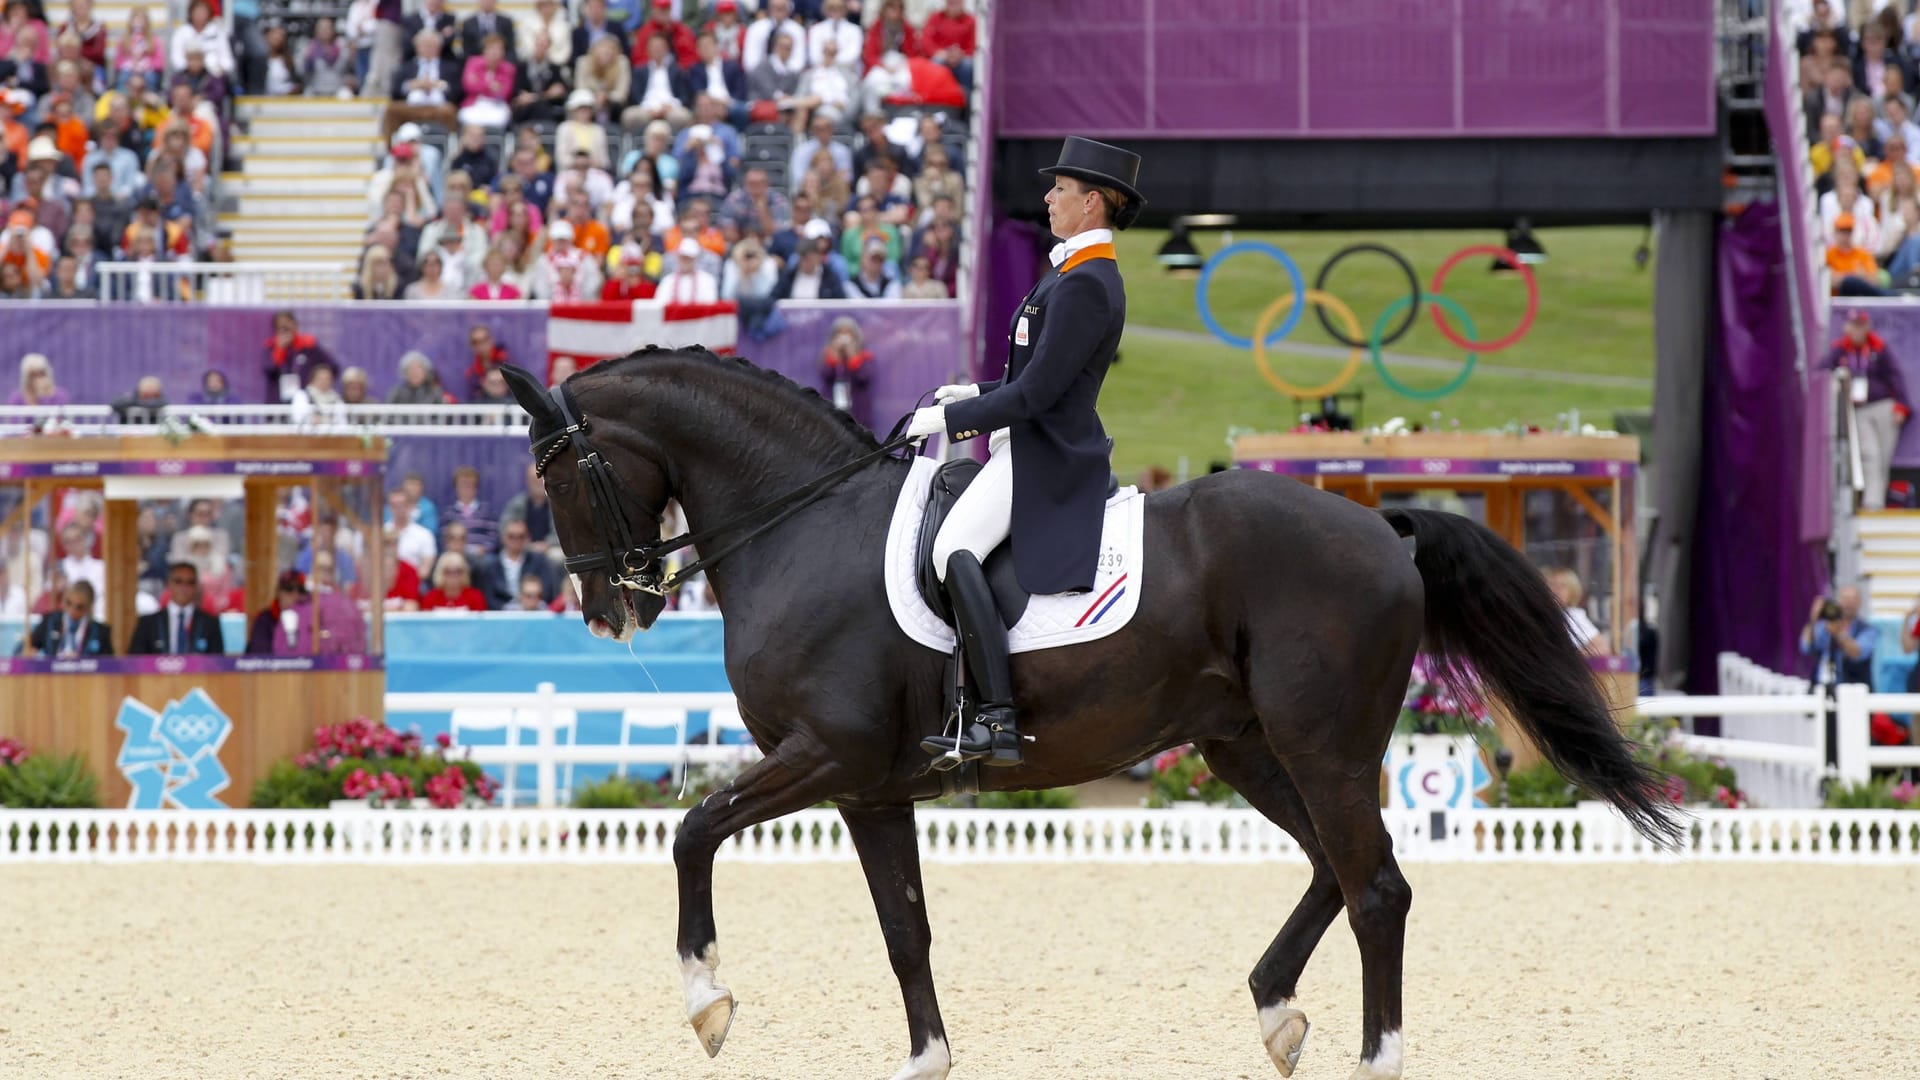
left=342, top=768, right=375, bottom=799
left=435, top=732, right=453, bottom=749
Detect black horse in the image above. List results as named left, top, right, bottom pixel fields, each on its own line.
left=498, top=350, right=1678, bottom=1080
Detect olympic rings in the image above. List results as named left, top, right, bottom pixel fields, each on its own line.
left=1195, top=242, right=1305, bottom=349
left=1428, top=246, right=1539, bottom=352
left=1370, top=294, right=1477, bottom=401
left=1251, top=290, right=1364, bottom=399
left=1193, top=241, right=1542, bottom=400
left=1314, top=243, right=1421, bottom=349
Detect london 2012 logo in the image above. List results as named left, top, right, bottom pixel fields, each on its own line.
left=113, top=688, right=234, bottom=809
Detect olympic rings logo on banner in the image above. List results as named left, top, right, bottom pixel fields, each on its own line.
left=1193, top=242, right=1541, bottom=401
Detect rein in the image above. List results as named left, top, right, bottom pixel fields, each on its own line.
left=534, top=383, right=921, bottom=596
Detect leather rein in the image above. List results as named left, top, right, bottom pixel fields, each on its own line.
left=531, top=383, right=920, bottom=597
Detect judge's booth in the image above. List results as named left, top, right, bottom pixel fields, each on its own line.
left=0, top=435, right=387, bottom=808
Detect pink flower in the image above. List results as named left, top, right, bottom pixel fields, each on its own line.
left=435, top=732, right=453, bottom=749
left=1891, top=780, right=1918, bottom=807
left=342, top=768, right=375, bottom=799
left=425, top=767, right=469, bottom=809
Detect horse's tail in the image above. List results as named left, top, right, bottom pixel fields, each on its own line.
left=1380, top=507, right=1684, bottom=847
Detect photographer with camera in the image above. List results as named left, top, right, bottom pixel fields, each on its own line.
left=1800, top=584, right=1878, bottom=687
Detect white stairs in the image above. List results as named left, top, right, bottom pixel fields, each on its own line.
left=222, top=96, right=383, bottom=280
left=1857, top=511, right=1920, bottom=621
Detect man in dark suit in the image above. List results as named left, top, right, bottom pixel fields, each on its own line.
left=680, top=30, right=746, bottom=124
left=473, top=518, right=560, bottom=610
left=24, top=580, right=114, bottom=657
left=461, top=0, right=519, bottom=60
left=402, top=0, right=458, bottom=62
left=569, top=0, right=626, bottom=65
left=908, top=136, right=1143, bottom=770
left=128, top=561, right=227, bottom=655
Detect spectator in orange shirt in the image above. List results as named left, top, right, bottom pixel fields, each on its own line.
left=561, top=188, right=609, bottom=257
left=46, top=93, right=87, bottom=163
left=663, top=202, right=725, bottom=263
left=1829, top=213, right=1894, bottom=295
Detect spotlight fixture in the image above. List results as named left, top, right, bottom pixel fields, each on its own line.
left=1158, top=220, right=1204, bottom=274
left=1490, top=219, right=1547, bottom=273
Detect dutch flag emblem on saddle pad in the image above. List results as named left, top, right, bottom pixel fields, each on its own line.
left=884, top=456, right=1147, bottom=654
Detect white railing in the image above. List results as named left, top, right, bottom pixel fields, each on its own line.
left=0, top=402, right=530, bottom=438
left=4, top=806, right=1919, bottom=864
left=94, top=262, right=353, bottom=303
left=387, top=686, right=755, bottom=809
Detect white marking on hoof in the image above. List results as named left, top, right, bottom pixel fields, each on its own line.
left=1348, top=1030, right=1403, bottom=1080
left=1259, top=1001, right=1310, bottom=1077
left=681, top=946, right=735, bottom=1058
left=888, top=1037, right=951, bottom=1080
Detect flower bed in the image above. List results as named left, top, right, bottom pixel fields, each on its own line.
left=250, top=719, right=499, bottom=809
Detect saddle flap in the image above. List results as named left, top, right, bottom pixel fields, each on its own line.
left=913, top=458, right=1028, bottom=629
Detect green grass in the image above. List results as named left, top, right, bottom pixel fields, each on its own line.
left=1100, top=227, right=1656, bottom=478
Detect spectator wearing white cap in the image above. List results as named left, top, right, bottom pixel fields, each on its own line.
left=774, top=218, right=847, bottom=300
left=555, top=88, right=611, bottom=170
left=848, top=236, right=902, bottom=299
left=658, top=237, right=719, bottom=302
left=389, top=122, right=444, bottom=200
left=536, top=218, right=603, bottom=298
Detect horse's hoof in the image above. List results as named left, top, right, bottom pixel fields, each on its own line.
left=1347, top=1031, right=1403, bottom=1080
left=1259, top=1004, right=1310, bottom=1077
left=690, top=991, right=735, bottom=1058
left=888, top=1037, right=952, bottom=1080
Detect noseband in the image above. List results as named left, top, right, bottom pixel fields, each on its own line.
left=531, top=383, right=918, bottom=598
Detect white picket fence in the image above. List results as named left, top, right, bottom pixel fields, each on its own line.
left=1634, top=652, right=1920, bottom=808
left=3, top=806, right=1918, bottom=864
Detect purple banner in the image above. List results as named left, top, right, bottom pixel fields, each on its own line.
left=1803, top=368, right=1835, bottom=543
left=1827, top=301, right=1920, bottom=468
left=739, top=301, right=965, bottom=434
left=0, top=459, right=381, bottom=479
left=1238, top=458, right=1637, bottom=478
left=1692, top=200, right=1828, bottom=689
left=0, top=655, right=384, bottom=676
left=0, top=305, right=548, bottom=407
left=996, top=0, right=1713, bottom=139
left=1763, top=2, right=1828, bottom=373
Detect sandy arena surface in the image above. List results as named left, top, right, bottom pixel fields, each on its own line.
left=0, top=861, right=1908, bottom=1079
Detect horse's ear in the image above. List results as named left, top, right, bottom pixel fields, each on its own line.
left=498, top=365, right=554, bottom=420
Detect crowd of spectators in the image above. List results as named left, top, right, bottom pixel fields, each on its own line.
left=349, top=0, right=974, bottom=310
left=1, top=0, right=231, bottom=294
left=1796, top=0, right=1920, bottom=293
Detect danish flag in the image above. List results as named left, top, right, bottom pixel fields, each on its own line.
left=547, top=300, right=740, bottom=370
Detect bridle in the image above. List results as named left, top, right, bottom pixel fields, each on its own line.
left=532, top=383, right=919, bottom=597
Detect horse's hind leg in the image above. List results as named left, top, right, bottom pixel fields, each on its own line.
left=1200, top=735, right=1346, bottom=1078
left=839, top=803, right=951, bottom=1080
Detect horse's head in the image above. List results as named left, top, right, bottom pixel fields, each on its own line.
left=500, top=363, right=669, bottom=641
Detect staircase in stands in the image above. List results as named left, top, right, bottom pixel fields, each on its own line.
left=1857, top=511, right=1920, bottom=621
left=223, top=96, right=382, bottom=278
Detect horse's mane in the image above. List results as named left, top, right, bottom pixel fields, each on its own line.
left=583, top=345, right=884, bottom=452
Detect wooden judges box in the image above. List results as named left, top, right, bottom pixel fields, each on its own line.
left=0, top=435, right=387, bottom=808
left=1232, top=431, right=1642, bottom=771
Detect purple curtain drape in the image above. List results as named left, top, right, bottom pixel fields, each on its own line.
left=1691, top=202, right=1829, bottom=690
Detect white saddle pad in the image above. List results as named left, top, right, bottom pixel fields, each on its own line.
left=885, top=455, right=1146, bottom=655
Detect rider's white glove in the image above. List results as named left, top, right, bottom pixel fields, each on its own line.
left=905, top=405, right=947, bottom=439
left=934, top=383, right=980, bottom=405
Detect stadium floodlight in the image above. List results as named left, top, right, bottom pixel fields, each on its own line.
left=1158, top=220, right=1204, bottom=273
left=1491, top=219, right=1546, bottom=272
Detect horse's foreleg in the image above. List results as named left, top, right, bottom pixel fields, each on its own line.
left=839, top=803, right=951, bottom=1080
left=1200, top=736, right=1345, bottom=1077
left=672, top=747, right=849, bottom=1058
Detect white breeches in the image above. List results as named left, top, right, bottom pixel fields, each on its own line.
left=932, top=430, right=1012, bottom=582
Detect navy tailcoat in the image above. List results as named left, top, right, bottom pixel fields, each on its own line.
left=943, top=247, right=1125, bottom=594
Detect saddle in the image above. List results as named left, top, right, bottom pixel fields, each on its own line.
left=911, top=456, right=1121, bottom=629
left=913, top=458, right=1029, bottom=628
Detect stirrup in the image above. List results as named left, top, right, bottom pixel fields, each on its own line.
left=920, top=718, right=1027, bottom=769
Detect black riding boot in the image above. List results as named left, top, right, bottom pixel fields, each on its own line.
left=920, top=551, right=1025, bottom=768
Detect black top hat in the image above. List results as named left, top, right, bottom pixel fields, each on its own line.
left=1038, top=136, right=1146, bottom=229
